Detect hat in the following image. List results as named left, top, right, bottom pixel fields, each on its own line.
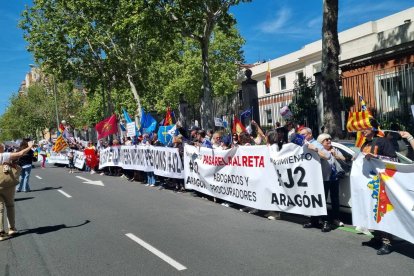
left=317, top=133, right=332, bottom=144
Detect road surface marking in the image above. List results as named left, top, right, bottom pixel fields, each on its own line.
left=35, top=175, right=42, bottom=179
left=58, top=190, right=72, bottom=198
left=125, top=233, right=187, bottom=271
left=75, top=176, right=104, bottom=186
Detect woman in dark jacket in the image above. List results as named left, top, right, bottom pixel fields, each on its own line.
left=16, top=139, right=34, bottom=193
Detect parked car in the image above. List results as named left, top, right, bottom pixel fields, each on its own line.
left=328, top=141, right=413, bottom=214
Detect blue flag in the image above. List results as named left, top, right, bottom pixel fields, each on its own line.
left=240, top=107, right=252, bottom=121
left=157, top=125, right=176, bottom=145
left=140, top=109, right=157, bottom=134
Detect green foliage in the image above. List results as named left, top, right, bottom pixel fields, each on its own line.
left=145, top=27, right=244, bottom=113
left=289, top=77, right=317, bottom=125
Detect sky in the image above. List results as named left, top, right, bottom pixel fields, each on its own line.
left=0, top=0, right=413, bottom=115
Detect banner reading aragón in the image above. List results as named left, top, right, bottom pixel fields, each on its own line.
left=351, top=155, right=414, bottom=244
left=268, top=143, right=326, bottom=216
left=99, top=145, right=184, bottom=179
left=184, top=144, right=326, bottom=216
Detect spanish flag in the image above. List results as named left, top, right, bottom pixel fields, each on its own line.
left=265, top=63, right=271, bottom=93
left=52, top=135, right=68, bottom=152
left=164, top=107, right=173, bottom=126
left=232, top=116, right=246, bottom=135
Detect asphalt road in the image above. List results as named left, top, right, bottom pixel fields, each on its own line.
left=0, top=164, right=413, bottom=276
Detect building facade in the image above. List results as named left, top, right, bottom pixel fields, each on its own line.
left=248, top=7, right=414, bottom=130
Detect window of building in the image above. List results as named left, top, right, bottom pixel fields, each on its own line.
left=375, top=72, right=402, bottom=113
left=265, top=109, right=272, bottom=124
left=296, top=71, right=304, bottom=82
left=313, top=63, right=321, bottom=74
left=279, top=76, right=286, bottom=91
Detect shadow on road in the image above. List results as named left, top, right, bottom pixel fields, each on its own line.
left=17, top=220, right=90, bottom=236
left=30, top=186, right=63, bottom=192
left=14, top=197, right=35, bottom=202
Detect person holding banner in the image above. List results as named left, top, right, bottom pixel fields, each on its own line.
left=400, top=130, right=414, bottom=149
left=359, top=120, right=398, bottom=255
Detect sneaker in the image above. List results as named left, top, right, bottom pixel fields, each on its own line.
left=100, top=172, right=105, bottom=176
left=90, top=170, right=96, bottom=175
left=221, top=203, right=230, bottom=207
left=333, top=219, right=344, bottom=227
left=377, top=243, right=392, bottom=255
left=150, top=184, right=155, bottom=187
left=239, top=207, right=249, bottom=212
left=248, top=209, right=259, bottom=214
left=321, top=221, right=331, bottom=232
left=8, top=228, right=18, bottom=236
left=145, top=184, right=150, bottom=186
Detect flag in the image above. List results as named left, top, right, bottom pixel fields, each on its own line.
left=164, top=107, right=173, bottom=126
left=240, top=107, right=252, bottom=122
left=140, top=109, right=157, bottom=134
left=355, top=131, right=366, bottom=148
left=95, top=114, right=118, bottom=139
left=232, top=116, right=246, bottom=135
left=157, top=125, right=176, bottom=145
left=346, top=111, right=372, bottom=132
left=57, top=123, right=65, bottom=137
left=265, top=63, right=271, bottom=93
left=358, top=92, right=367, bottom=111
left=52, top=135, right=68, bottom=152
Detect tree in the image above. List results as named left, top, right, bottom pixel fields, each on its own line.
left=158, top=0, right=250, bottom=129
left=20, top=0, right=173, bottom=120
left=289, top=77, right=318, bottom=131
left=321, top=0, right=342, bottom=137
left=144, top=26, right=244, bottom=114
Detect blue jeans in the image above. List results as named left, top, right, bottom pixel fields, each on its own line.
left=17, top=166, right=32, bottom=192
left=147, top=172, right=155, bottom=185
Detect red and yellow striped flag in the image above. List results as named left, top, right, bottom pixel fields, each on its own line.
left=346, top=111, right=372, bottom=132
left=52, top=135, right=68, bottom=152
left=355, top=131, right=366, bottom=148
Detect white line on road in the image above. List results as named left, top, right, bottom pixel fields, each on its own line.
left=35, top=175, right=42, bottom=179
left=58, top=189, right=72, bottom=198
left=125, top=233, right=187, bottom=271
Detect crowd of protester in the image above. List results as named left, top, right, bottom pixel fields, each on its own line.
left=2, top=118, right=413, bottom=254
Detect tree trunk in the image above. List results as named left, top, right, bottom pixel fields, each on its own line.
left=200, top=39, right=214, bottom=130
left=321, top=0, right=342, bottom=138
left=127, top=73, right=142, bottom=123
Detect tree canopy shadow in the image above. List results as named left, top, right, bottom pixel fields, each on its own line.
left=16, top=220, right=90, bottom=236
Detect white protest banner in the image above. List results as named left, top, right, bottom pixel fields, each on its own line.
left=214, top=117, right=223, bottom=127
left=126, top=122, right=136, bottom=137
left=99, top=146, right=122, bottom=168
left=73, top=151, right=85, bottom=169
left=351, top=154, right=414, bottom=244
left=99, top=145, right=184, bottom=179
left=184, top=144, right=327, bottom=215
left=269, top=143, right=327, bottom=216
left=48, top=152, right=69, bottom=165
left=184, top=145, right=266, bottom=209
